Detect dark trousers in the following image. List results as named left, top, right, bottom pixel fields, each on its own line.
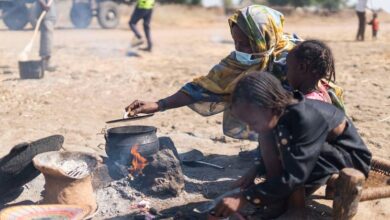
left=356, top=11, right=366, bottom=41
left=373, top=30, right=378, bottom=38
left=129, top=8, right=153, bottom=49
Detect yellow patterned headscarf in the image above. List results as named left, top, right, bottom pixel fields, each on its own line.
left=229, top=5, right=291, bottom=66
left=192, top=5, right=296, bottom=95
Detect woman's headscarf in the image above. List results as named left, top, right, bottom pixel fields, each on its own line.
left=191, top=5, right=297, bottom=96
left=181, top=5, right=300, bottom=140
left=229, top=5, right=291, bottom=65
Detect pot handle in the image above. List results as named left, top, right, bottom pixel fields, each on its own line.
left=96, top=143, right=105, bottom=151
left=98, top=127, right=108, bottom=141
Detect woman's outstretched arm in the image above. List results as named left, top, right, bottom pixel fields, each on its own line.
left=125, top=91, right=195, bottom=115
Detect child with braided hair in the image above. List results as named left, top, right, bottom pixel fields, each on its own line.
left=211, top=72, right=371, bottom=219
left=286, top=39, right=345, bottom=111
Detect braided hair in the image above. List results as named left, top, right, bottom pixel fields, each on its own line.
left=232, top=71, right=294, bottom=114
left=292, top=40, right=336, bottom=82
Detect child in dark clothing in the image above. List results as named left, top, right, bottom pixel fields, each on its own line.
left=212, top=72, right=371, bottom=219
left=368, top=13, right=379, bottom=40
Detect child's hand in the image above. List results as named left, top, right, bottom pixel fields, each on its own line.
left=211, top=193, right=246, bottom=219
left=232, top=166, right=257, bottom=190
left=125, top=100, right=159, bottom=115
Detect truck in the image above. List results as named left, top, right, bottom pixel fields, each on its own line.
left=70, top=0, right=133, bottom=29
left=0, top=0, right=132, bottom=30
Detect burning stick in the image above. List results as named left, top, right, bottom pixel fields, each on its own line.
left=128, top=145, right=148, bottom=177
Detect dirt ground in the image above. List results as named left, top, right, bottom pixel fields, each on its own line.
left=0, top=3, right=389, bottom=219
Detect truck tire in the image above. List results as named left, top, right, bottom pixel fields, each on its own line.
left=3, top=5, right=30, bottom=30
left=70, top=2, right=92, bottom=29
left=97, top=1, right=119, bottom=29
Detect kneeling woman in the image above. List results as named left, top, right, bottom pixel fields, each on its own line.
left=213, top=72, right=371, bottom=218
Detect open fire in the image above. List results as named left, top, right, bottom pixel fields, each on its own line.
left=128, top=145, right=148, bottom=176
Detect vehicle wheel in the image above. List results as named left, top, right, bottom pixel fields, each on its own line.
left=97, top=1, right=119, bottom=29
left=3, top=5, right=30, bottom=30
left=70, top=2, right=92, bottom=29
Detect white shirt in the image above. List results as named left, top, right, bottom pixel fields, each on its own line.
left=356, top=0, right=368, bottom=12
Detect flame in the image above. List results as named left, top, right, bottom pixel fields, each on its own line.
left=129, top=145, right=148, bottom=175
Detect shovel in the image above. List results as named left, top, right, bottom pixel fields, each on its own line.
left=179, top=149, right=224, bottom=170
left=19, top=0, right=54, bottom=61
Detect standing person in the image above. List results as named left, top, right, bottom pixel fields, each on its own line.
left=34, top=0, right=57, bottom=72
left=356, top=0, right=368, bottom=41
left=129, top=0, right=155, bottom=52
left=368, top=13, right=379, bottom=40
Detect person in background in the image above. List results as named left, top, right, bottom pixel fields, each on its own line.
left=368, top=13, right=379, bottom=40
left=34, top=0, right=57, bottom=71
left=129, top=0, right=155, bottom=52
left=356, top=0, right=368, bottom=41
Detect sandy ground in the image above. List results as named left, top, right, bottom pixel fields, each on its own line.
left=0, top=3, right=389, bottom=219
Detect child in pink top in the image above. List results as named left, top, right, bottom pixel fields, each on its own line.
left=286, top=40, right=337, bottom=105
left=305, top=80, right=332, bottom=103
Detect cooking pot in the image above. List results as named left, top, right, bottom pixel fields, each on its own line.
left=105, top=125, right=159, bottom=165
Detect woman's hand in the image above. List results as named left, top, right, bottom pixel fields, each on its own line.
left=39, top=0, right=50, bottom=11
left=232, top=166, right=258, bottom=190
left=124, top=92, right=195, bottom=117
left=211, top=193, right=246, bottom=219
left=125, top=100, right=159, bottom=115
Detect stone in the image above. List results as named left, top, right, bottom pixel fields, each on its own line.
left=159, top=136, right=180, bottom=161
left=135, top=148, right=184, bottom=197
left=92, top=163, right=113, bottom=189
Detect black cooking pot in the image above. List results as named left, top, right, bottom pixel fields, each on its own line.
left=105, top=125, right=159, bottom=165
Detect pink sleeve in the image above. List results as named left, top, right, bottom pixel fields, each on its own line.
left=305, top=92, right=327, bottom=102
